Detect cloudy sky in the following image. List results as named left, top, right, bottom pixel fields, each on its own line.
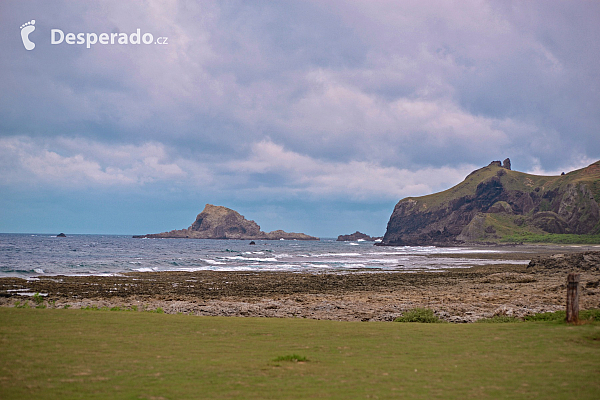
left=1, top=1, right=599, bottom=237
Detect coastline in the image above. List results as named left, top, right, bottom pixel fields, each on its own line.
left=1, top=248, right=598, bottom=322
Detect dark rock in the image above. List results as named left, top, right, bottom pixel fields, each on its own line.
left=488, top=201, right=513, bottom=214
left=336, top=231, right=381, bottom=242
left=489, top=159, right=511, bottom=169
left=484, top=226, right=496, bottom=234
left=514, top=217, right=525, bottom=226
left=249, top=241, right=256, bottom=245
left=134, top=204, right=318, bottom=241
left=189, top=204, right=261, bottom=239
left=527, top=251, right=600, bottom=272
left=57, top=233, right=66, bottom=237
left=530, top=212, right=568, bottom=234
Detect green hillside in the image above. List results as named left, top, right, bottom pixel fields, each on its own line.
left=383, top=160, right=600, bottom=245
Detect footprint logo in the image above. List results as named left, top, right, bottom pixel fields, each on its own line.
left=20, top=20, right=36, bottom=50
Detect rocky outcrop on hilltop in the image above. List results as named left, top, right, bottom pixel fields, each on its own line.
left=337, top=231, right=382, bottom=241
left=382, top=159, right=600, bottom=245
left=134, top=204, right=318, bottom=240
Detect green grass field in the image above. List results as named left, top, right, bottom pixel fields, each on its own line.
left=1, top=308, right=599, bottom=399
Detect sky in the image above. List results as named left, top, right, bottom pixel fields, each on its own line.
left=1, top=1, right=599, bottom=237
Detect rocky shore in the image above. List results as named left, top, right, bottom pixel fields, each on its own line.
left=1, top=250, right=598, bottom=323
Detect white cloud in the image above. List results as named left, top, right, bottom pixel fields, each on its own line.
left=0, top=137, right=187, bottom=186
left=228, top=140, right=477, bottom=200
left=5, top=135, right=592, bottom=203
left=257, top=69, right=513, bottom=165
left=1, top=136, right=478, bottom=201
left=1, top=1, right=598, bottom=196
left=527, top=156, right=597, bottom=177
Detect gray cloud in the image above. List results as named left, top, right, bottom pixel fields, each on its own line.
left=1, top=0, right=598, bottom=234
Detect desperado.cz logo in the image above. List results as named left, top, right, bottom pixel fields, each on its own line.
left=20, top=20, right=36, bottom=50
left=20, top=20, right=168, bottom=50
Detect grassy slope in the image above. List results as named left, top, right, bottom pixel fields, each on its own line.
left=1, top=308, right=599, bottom=399
left=400, top=161, right=600, bottom=243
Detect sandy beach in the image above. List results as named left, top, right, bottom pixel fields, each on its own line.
left=1, top=248, right=599, bottom=322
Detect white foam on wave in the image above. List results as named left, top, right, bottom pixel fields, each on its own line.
left=274, top=253, right=291, bottom=258
left=203, top=259, right=226, bottom=265
left=365, top=258, right=400, bottom=264
left=366, top=251, right=418, bottom=256
left=300, top=263, right=332, bottom=269
left=255, top=264, right=303, bottom=271
left=223, top=256, right=278, bottom=262
left=390, top=246, right=502, bottom=254
left=313, top=253, right=360, bottom=258
left=216, top=266, right=256, bottom=271
left=341, top=263, right=366, bottom=268
left=134, top=267, right=158, bottom=272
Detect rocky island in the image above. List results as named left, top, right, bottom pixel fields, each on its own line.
left=337, top=231, right=382, bottom=241
left=382, top=159, right=600, bottom=245
left=133, top=204, right=318, bottom=240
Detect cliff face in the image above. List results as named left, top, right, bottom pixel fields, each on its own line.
left=382, top=160, right=600, bottom=245
left=136, top=204, right=318, bottom=240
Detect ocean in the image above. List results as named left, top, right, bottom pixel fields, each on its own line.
left=0, top=233, right=529, bottom=278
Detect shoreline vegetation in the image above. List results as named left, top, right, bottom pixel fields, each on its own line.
left=499, top=233, right=600, bottom=244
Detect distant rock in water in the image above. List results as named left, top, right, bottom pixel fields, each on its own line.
left=56, top=233, right=67, bottom=237
left=337, top=231, right=381, bottom=242
left=134, top=204, right=318, bottom=240
left=382, top=159, right=600, bottom=245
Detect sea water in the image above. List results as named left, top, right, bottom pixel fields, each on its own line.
left=0, top=233, right=528, bottom=278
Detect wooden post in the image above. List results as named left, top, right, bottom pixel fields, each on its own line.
left=566, top=273, right=580, bottom=324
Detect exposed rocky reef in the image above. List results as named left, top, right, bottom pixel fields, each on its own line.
left=382, top=159, right=600, bottom=245
left=527, top=251, right=600, bottom=273
left=134, top=204, right=318, bottom=240
left=337, top=231, right=382, bottom=241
